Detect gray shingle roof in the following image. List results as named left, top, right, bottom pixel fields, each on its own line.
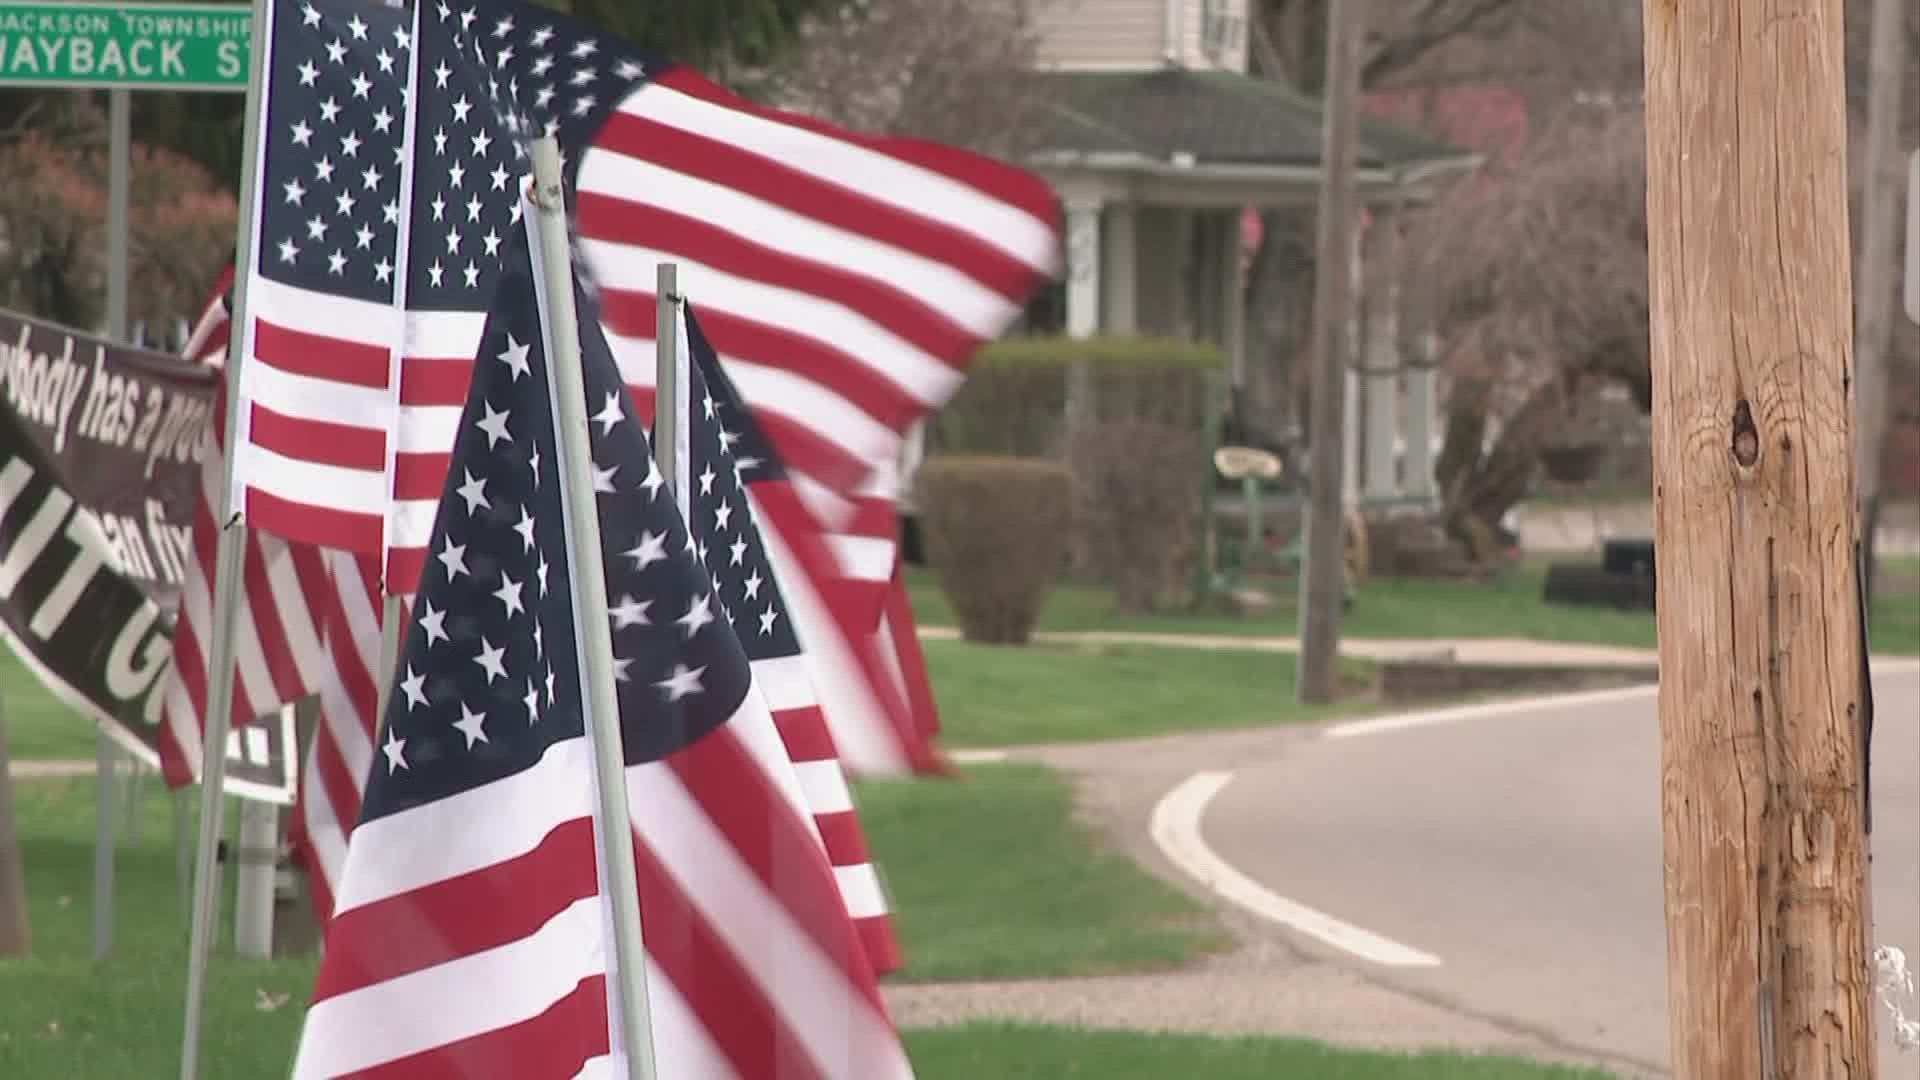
left=1034, top=68, right=1468, bottom=170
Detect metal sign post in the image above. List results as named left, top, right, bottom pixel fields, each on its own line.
left=0, top=0, right=251, bottom=966
left=1906, top=148, right=1918, bottom=326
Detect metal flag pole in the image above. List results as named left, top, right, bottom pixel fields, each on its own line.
left=93, top=84, right=133, bottom=964
left=526, top=136, right=658, bottom=1080
left=374, top=595, right=407, bottom=715
left=179, top=0, right=274, bottom=1074
left=653, top=263, right=682, bottom=500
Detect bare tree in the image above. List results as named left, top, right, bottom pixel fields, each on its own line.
left=752, top=0, right=1051, bottom=157
left=1235, top=0, right=1641, bottom=450
left=1396, top=99, right=1648, bottom=541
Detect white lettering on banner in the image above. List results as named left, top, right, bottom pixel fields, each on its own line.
left=0, top=461, right=70, bottom=598
left=76, top=344, right=140, bottom=447
left=105, top=601, right=169, bottom=702
left=145, top=497, right=190, bottom=584
left=31, top=509, right=111, bottom=638
left=216, top=38, right=240, bottom=77
left=0, top=327, right=91, bottom=452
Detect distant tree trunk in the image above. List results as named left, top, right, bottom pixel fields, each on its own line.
left=1436, top=377, right=1564, bottom=557
left=1239, top=211, right=1313, bottom=448
left=0, top=704, right=31, bottom=956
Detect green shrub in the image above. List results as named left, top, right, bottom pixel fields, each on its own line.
left=1070, top=419, right=1207, bottom=612
left=931, top=335, right=1226, bottom=458
left=917, top=456, right=1073, bottom=644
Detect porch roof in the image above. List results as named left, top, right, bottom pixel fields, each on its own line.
left=1028, top=68, right=1481, bottom=200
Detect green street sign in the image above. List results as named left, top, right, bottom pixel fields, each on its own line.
left=0, top=2, right=250, bottom=91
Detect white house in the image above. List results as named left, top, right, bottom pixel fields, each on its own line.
left=895, top=0, right=1482, bottom=522
left=1018, top=0, right=1478, bottom=374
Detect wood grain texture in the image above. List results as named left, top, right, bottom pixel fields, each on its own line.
left=1641, top=0, right=1876, bottom=1076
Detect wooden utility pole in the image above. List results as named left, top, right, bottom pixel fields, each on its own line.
left=1642, top=0, right=1877, bottom=1075
left=1852, top=0, right=1910, bottom=606
left=1296, top=0, right=1364, bottom=705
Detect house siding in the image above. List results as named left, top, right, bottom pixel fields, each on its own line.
left=1032, top=0, right=1170, bottom=70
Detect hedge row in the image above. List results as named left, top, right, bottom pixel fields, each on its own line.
left=928, top=334, right=1228, bottom=458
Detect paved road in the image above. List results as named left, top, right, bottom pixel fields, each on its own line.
left=1201, top=665, right=1919, bottom=1077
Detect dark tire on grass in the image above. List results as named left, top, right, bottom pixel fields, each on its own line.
left=1542, top=562, right=1656, bottom=611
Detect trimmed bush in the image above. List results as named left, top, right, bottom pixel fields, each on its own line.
left=917, top=456, right=1073, bottom=644
left=1069, top=420, right=1206, bottom=613
left=931, top=335, right=1227, bottom=458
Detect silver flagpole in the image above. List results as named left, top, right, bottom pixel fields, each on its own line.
left=526, top=136, right=658, bottom=1080
left=653, top=263, right=681, bottom=501
left=179, top=0, right=275, bottom=1074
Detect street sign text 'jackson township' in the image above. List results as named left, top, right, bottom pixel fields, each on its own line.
left=0, top=2, right=250, bottom=90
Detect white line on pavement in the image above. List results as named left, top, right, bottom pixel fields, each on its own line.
left=1323, top=659, right=1920, bottom=741
left=1321, top=684, right=1660, bottom=741
left=1149, top=770, right=1442, bottom=969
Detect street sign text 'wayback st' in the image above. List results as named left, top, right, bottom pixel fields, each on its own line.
left=0, top=1, right=250, bottom=90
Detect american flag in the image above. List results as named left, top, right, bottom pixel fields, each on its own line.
left=158, top=270, right=397, bottom=915
left=667, top=300, right=901, bottom=974
left=294, top=216, right=911, bottom=1077
left=221, top=0, right=1057, bottom=768
left=677, top=307, right=945, bottom=777
left=164, top=302, right=915, bottom=935
left=221, top=0, right=416, bottom=555
left=285, top=547, right=387, bottom=922
left=156, top=360, right=334, bottom=791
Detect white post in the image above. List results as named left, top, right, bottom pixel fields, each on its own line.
left=1362, top=278, right=1400, bottom=500
left=232, top=794, right=278, bottom=958
left=528, top=137, right=657, bottom=1080
left=1064, top=196, right=1103, bottom=339
left=1102, top=203, right=1138, bottom=335
left=93, top=85, right=133, bottom=964
left=1341, top=234, right=1363, bottom=504
left=1404, top=332, right=1439, bottom=502
left=179, top=0, right=272, bottom=1074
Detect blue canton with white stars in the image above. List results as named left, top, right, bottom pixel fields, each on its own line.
left=404, top=0, right=662, bottom=313
left=360, top=221, right=750, bottom=823
left=678, top=304, right=805, bottom=665
left=258, top=0, right=413, bottom=300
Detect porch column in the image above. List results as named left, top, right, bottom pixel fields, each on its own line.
left=1064, top=195, right=1103, bottom=339
left=1101, top=202, right=1138, bottom=335
left=1220, top=211, right=1247, bottom=390
left=1361, top=276, right=1401, bottom=500
left=1341, top=234, right=1363, bottom=503
left=1404, top=331, right=1439, bottom=501
left=1168, top=207, right=1196, bottom=340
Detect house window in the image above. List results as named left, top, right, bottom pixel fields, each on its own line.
left=1200, top=0, right=1245, bottom=62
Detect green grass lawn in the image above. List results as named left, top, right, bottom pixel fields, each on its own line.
left=0, top=770, right=1596, bottom=1078
left=908, top=555, right=1920, bottom=655
left=0, top=633, right=1383, bottom=764
left=0, top=650, right=102, bottom=762
left=907, top=1024, right=1614, bottom=1079
left=860, top=763, right=1226, bottom=982
left=920, top=640, right=1378, bottom=748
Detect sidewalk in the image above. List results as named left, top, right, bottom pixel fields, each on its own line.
left=1514, top=500, right=1920, bottom=556
left=917, top=625, right=1920, bottom=673
left=919, top=626, right=1660, bottom=669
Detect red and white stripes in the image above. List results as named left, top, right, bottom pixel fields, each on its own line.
left=156, top=385, right=332, bottom=790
